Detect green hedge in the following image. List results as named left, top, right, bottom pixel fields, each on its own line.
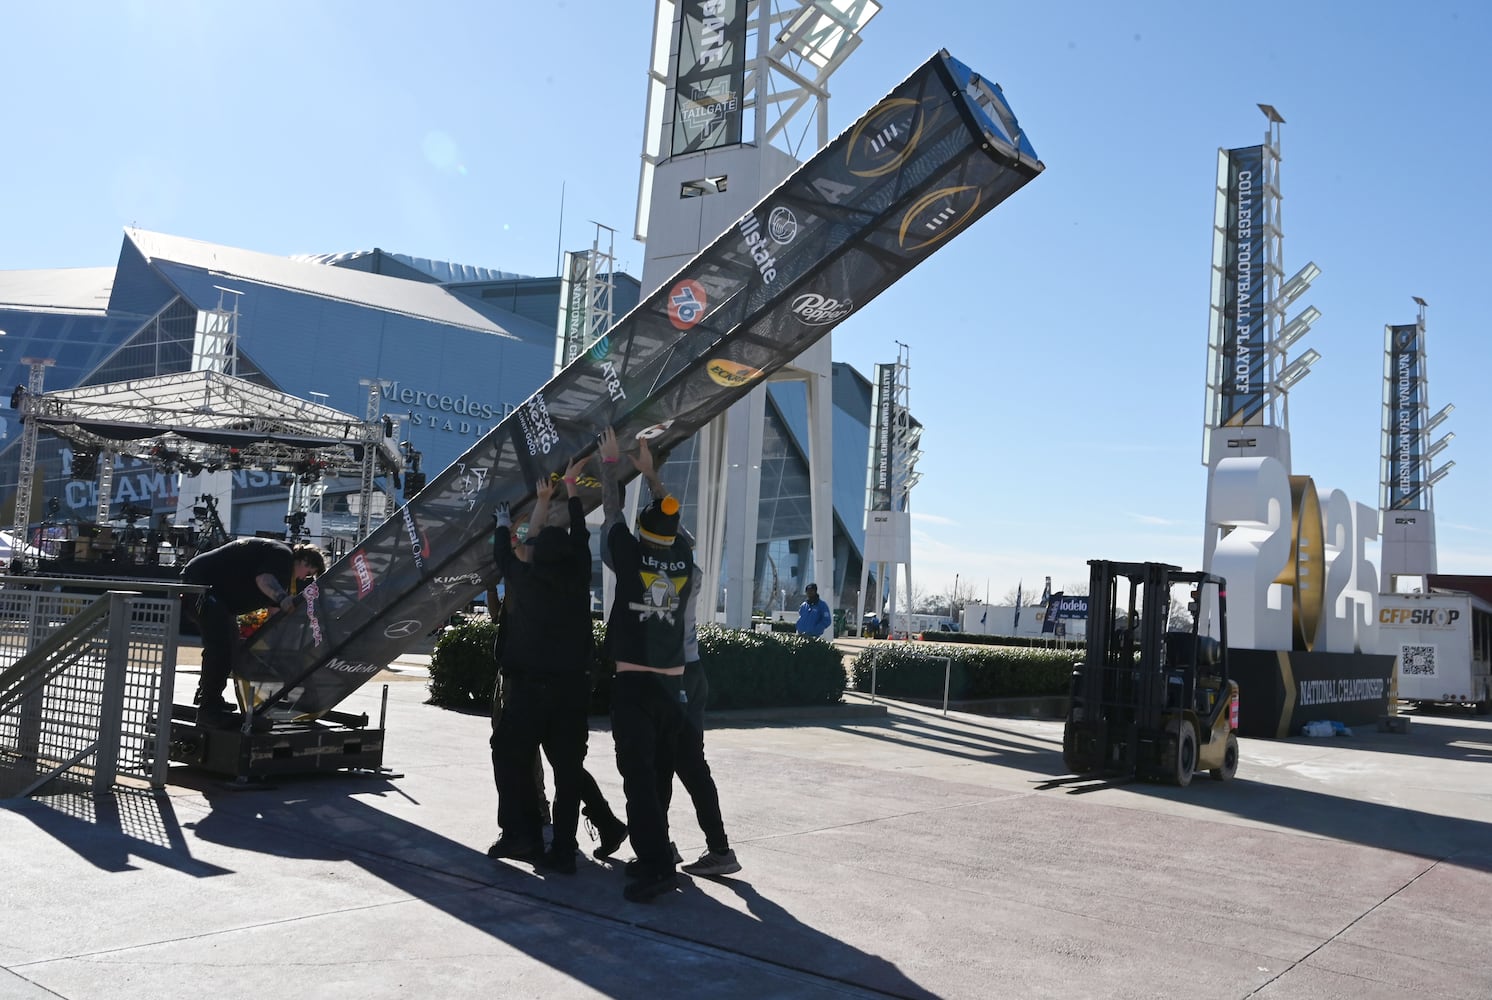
left=427, top=618, right=845, bottom=712
left=850, top=641, right=1077, bottom=700
left=426, top=616, right=500, bottom=710
left=918, top=631, right=1084, bottom=651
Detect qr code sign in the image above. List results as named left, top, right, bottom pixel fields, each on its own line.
left=1401, top=644, right=1437, bottom=677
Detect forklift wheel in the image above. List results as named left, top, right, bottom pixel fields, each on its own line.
left=1172, top=721, right=1196, bottom=787
left=1209, top=732, right=1239, bottom=781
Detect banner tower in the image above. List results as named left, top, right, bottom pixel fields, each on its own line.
left=1200, top=105, right=1322, bottom=583
left=635, top=0, right=881, bottom=625
left=1379, top=297, right=1453, bottom=592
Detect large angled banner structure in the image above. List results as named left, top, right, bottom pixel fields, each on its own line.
left=243, top=50, right=1045, bottom=716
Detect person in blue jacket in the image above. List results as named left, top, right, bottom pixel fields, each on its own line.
left=795, top=583, right=832, bottom=638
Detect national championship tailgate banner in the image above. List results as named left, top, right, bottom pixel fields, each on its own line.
left=243, top=50, right=1046, bottom=716
left=1219, top=145, right=1267, bottom=427
left=672, top=0, right=748, bottom=154
left=1385, top=323, right=1424, bottom=510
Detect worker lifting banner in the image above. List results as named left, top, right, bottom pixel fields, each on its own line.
left=241, top=49, right=1045, bottom=717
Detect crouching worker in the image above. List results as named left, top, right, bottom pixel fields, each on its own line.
left=181, top=537, right=326, bottom=728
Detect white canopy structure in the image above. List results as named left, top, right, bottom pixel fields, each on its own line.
left=13, top=368, right=402, bottom=543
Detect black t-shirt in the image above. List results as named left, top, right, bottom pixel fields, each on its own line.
left=182, top=537, right=294, bottom=614
left=604, top=523, right=692, bottom=669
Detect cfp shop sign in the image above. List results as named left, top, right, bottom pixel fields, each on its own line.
left=381, top=382, right=517, bottom=438
left=1210, top=456, right=1379, bottom=655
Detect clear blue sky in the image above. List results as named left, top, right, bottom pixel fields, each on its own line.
left=3, top=1, right=1488, bottom=606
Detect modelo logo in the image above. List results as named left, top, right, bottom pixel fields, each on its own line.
left=790, top=292, right=853, bottom=326
left=325, top=657, right=380, bottom=676
left=898, top=186, right=982, bottom=251
left=667, top=279, right=708, bottom=330
left=1394, top=516, right=1417, bottom=525
left=1380, top=607, right=1460, bottom=626
left=846, top=97, right=926, bottom=178
left=707, top=359, right=764, bottom=388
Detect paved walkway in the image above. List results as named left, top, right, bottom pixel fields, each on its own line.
left=3, top=654, right=1491, bottom=999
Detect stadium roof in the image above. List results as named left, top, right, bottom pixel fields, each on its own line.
left=123, top=229, right=523, bottom=338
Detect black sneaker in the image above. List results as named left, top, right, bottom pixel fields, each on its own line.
left=590, top=816, right=629, bottom=860
left=624, top=842, right=682, bottom=878
left=623, top=871, right=678, bottom=903
left=485, top=836, right=542, bottom=861
left=536, top=847, right=577, bottom=875
left=194, top=702, right=237, bottom=729
left=681, top=848, right=741, bottom=877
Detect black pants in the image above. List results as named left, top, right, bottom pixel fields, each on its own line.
left=493, top=674, right=595, bottom=853
left=612, top=671, right=727, bottom=877
left=657, top=659, right=708, bottom=813
left=186, top=592, right=238, bottom=709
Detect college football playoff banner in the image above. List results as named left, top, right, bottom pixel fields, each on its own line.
left=1218, top=145, right=1267, bottom=426
left=672, top=0, right=748, bottom=154
left=1384, top=323, right=1424, bottom=510
left=243, top=50, right=1045, bottom=716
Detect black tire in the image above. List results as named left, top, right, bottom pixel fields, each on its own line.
left=1172, top=721, right=1196, bottom=787
left=1209, top=732, right=1239, bottom=781
left=1063, top=722, right=1092, bottom=775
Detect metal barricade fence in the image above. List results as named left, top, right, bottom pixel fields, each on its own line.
left=0, top=578, right=191, bottom=797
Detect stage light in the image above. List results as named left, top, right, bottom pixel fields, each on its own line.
left=1428, top=461, right=1455, bottom=486
left=1427, top=432, right=1455, bottom=460
left=1276, top=348, right=1320, bottom=391
left=1278, top=305, right=1320, bottom=350
left=1279, top=261, right=1320, bottom=309
left=1427, top=404, right=1454, bottom=432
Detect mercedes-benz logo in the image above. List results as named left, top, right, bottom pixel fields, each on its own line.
left=384, top=619, right=423, bottom=639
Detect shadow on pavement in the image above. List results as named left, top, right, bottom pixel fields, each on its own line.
left=176, top=772, right=936, bottom=998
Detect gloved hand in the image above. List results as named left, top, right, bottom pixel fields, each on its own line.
left=494, top=502, right=511, bottom=528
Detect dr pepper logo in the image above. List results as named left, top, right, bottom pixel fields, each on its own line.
left=845, top=97, right=927, bottom=178
left=898, top=185, right=982, bottom=251
left=667, top=278, right=708, bottom=330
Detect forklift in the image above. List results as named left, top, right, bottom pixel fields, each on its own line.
left=1062, top=560, right=1239, bottom=786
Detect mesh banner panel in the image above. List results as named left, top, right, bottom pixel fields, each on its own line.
left=245, top=50, right=1045, bottom=715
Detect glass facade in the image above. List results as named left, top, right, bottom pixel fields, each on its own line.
left=0, top=229, right=878, bottom=611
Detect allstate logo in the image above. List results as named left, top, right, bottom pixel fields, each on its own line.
left=588, top=335, right=611, bottom=361
left=767, top=206, right=797, bottom=245
left=667, top=278, right=708, bottom=330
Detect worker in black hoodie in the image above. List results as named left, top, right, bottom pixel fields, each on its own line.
left=486, top=456, right=624, bottom=873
